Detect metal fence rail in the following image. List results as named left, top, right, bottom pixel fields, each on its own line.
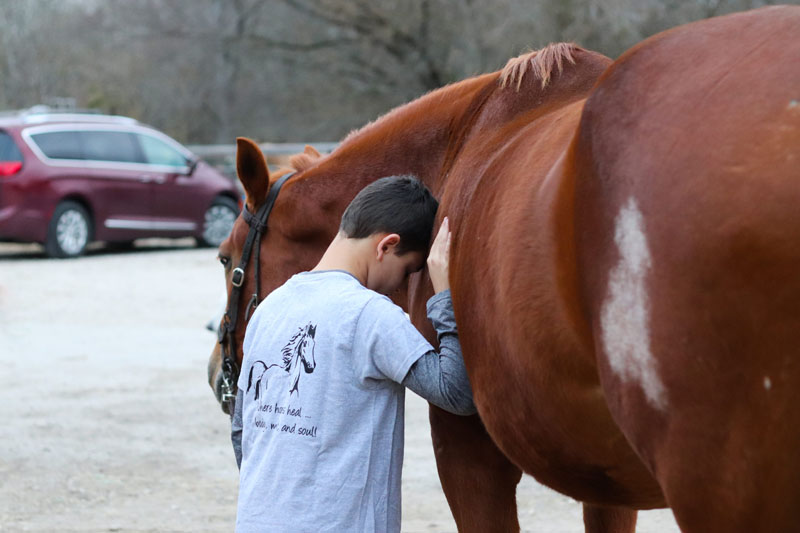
left=187, top=142, right=338, bottom=158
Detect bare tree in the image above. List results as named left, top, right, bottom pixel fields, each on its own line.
left=1, top=0, right=794, bottom=143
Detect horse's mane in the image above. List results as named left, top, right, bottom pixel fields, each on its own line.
left=500, top=43, right=582, bottom=91
left=281, top=326, right=306, bottom=370
left=267, top=146, right=323, bottom=184
left=288, top=145, right=322, bottom=172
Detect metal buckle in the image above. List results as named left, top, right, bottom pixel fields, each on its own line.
left=221, top=390, right=236, bottom=402
left=231, top=267, right=245, bottom=287
left=220, top=363, right=237, bottom=402
left=221, top=378, right=236, bottom=403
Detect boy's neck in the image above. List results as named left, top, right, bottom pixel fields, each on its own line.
left=311, top=233, right=371, bottom=286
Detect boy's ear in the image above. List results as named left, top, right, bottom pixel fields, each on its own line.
left=236, top=137, right=270, bottom=210
left=375, top=233, right=401, bottom=259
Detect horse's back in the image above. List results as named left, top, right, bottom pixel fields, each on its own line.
left=574, top=6, right=800, bottom=531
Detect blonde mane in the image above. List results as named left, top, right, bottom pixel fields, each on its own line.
left=268, top=145, right=323, bottom=181
left=500, top=43, right=581, bottom=91
left=288, top=145, right=322, bottom=172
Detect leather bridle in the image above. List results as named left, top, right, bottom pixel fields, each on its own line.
left=217, top=172, right=294, bottom=414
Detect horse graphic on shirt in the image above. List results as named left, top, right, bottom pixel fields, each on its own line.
left=247, top=322, right=317, bottom=400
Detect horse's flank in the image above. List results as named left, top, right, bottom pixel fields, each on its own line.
left=574, top=7, right=800, bottom=529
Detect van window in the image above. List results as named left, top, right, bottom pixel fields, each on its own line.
left=0, top=130, right=23, bottom=161
left=138, top=134, right=188, bottom=167
left=30, top=131, right=83, bottom=160
left=80, top=131, right=143, bottom=164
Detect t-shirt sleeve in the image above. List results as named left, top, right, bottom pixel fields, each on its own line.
left=401, top=290, right=477, bottom=416
left=353, top=295, right=434, bottom=385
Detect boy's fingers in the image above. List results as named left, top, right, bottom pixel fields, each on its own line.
left=443, top=218, right=451, bottom=254
left=437, top=218, right=449, bottom=244
left=429, top=217, right=450, bottom=267
left=432, top=223, right=446, bottom=248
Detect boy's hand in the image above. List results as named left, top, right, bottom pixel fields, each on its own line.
left=428, top=217, right=451, bottom=294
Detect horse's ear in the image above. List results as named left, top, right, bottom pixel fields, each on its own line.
left=236, top=137, right=270, bottom=210
left=304, top=145, right=321, bottom=158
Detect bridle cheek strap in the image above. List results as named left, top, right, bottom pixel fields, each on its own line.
left=218, top=172, right=294, bottom=411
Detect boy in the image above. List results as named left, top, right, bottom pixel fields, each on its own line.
left=232, top=175, right=475, bottom=532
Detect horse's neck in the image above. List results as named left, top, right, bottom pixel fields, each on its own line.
left=288, top=72, right=499, bottom=205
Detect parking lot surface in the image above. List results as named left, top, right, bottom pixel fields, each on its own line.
left=0, top=241, right=679, bottom=532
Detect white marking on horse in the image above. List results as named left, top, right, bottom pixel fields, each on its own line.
left=601, top=198, right=667, bottom=410
left=764, top=376, right=772, bottom=391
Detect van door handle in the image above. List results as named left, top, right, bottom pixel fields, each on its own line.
left=138, top=175, right=166, bottom=184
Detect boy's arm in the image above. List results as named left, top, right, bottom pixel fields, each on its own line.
left=402, top=289, right=477, bottom=416
left=231, top=388, right=243, bottom=469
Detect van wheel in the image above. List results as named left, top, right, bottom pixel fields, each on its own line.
left=45, top=201, right=91, bottom=258
left=199, top=196, right=239, bottom=247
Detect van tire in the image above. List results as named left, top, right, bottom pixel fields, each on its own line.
left=199, top=196, right=239, bottom=248
left=45, top=201, right=92, bottom=258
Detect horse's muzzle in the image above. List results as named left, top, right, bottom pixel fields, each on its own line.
left=208, top=343, right=232, bottom=416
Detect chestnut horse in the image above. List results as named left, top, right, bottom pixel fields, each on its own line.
left=209, top=6, right=800, bottom=532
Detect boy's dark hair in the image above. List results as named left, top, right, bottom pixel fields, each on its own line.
left=340, top=175, right=439, bottom=255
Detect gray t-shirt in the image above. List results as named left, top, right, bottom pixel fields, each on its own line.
left=236, top=270, right=436, bottom=533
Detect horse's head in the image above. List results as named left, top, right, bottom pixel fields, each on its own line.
left=208, top=138, right=332, bottom=413
left=207, top=341, right=227, bottom=412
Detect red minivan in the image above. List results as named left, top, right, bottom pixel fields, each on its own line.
left=0, top=110, right=240, bottom=257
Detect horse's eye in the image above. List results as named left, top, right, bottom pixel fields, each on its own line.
left=218, top=256, right=230, bottom=267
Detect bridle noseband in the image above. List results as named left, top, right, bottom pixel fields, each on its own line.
left=218, top=172, right=294, bottom=413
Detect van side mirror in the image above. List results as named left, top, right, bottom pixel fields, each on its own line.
left=186, top=157, right=200, bottom=175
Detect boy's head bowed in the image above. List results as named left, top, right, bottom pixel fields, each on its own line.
left=340, top=175, right=439, bottom=256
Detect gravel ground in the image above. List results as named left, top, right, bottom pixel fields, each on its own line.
left=0, top=241, right=680, bottom=532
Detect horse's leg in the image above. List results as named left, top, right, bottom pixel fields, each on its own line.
left=429, top=406, right=522, bottom=532
left=582, top=504, right=638, bottom=533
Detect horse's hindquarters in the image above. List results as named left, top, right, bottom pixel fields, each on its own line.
left=575, top=6, right=800, bottom=530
